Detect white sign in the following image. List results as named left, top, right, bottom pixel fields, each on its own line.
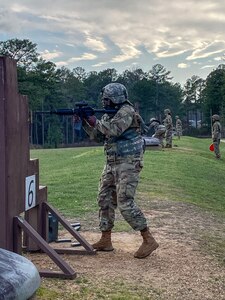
left=25, top=175, right=36, bottom=211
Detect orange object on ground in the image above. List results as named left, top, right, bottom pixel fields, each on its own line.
left=209, top=143, right=214, bottom=151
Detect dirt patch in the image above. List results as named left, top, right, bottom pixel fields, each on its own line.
left=28, top=200, right=225, bottom=300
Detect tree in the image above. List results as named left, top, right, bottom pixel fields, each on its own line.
left=73, top=67, right=87, bottom=82
left=148, top=64, right=173, bottom=118
left=183, top=76, right=205, bottom=128
left=159, top=81, right=183, bottom=122
left=130, top=79, right=156, bottom=121
left=148, top=64, right=173, bottom=84
left=0, top=38, right=39, bottom=69
left=84, top=69, right=118, bottom=107
left=202, top=65, right=225, bottom=127
left=118, top=68, right=147, bottom=90
left=84, top=71, right=102, bottom=107
left=57, top=67, right=87, bottom=106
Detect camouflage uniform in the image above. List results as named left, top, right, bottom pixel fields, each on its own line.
left=149, top=118, right=166, bottom=147
left=212, top=114, right=221, bottom=159
left=83, top=83, right=159, bottom=259
left=83, top=104, right=147, bottom=231
left=163, top=109, right=173, bottom=148
left=175, top=116, right=182, bottom=139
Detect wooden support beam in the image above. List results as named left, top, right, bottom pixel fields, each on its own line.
left=43, top=202, right=96, bottom=255
left=14, top=216, right=76, bottom=279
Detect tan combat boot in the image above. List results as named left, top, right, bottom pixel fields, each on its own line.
left=134, top=228, right=159, bottom=259
left=92, top=231, right=114, bottom=251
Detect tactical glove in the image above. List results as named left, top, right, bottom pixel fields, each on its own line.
left=86, top=115, right=97, bottom=127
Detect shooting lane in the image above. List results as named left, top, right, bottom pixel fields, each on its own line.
left=0, top=57, right=95, bottom=280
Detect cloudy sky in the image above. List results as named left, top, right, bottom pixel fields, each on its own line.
left=1, top=0, right=225, bottom=85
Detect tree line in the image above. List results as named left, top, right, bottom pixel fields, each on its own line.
left=0, top=38, right=224, bottom=147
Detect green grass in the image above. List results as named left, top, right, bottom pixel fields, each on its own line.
left=140, top=137, right=225, bottom=212
left=32, top=137, right=225, bottom=299
left=31, top=147, right=104, bottom=217
left=199, top=234, right=225, bottom=265
left=31, top=136, right=225, bottom=217
left=36, top=278, right=161, bottom=300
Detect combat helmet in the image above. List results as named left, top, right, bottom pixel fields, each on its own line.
left=212, top=114, right=220, bottom=121
left=101, top=83, right=128, bottom=104
left=164, top=108, right=171, bottom=114
left=175, top=115, right=179, bottom=119
left=150, top=117, right=158, bottom=124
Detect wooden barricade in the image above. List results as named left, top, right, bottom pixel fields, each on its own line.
left=0, top=57, right=95, bottom=279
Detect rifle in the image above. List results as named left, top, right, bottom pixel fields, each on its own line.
left=35, top=102, right=118, bottom=118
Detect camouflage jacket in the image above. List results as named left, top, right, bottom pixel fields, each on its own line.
left=163, top=114, right=173, bottom=130
left=149, top=121, right=166, bottom=134
left=212, top=121, right=221, bottom=140
left=176, top=118, right=182, bottom=130
left=83, top=104, right=144, bottom=158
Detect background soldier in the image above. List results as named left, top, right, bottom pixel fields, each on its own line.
left=149, top=118, right=166, bottom=147
left=212, top=114, right=221, bottom=159
left=163, top=108, right=173, bottom=148
left=82, top=83, right=159, bottom=259
left=175, top=116, right=182, bottom=139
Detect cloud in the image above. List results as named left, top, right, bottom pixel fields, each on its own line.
left=40, top=49, right=63, bottom=60
left=84, top=35, right=107, bottom=52
left=145, top=38, right=191, bottom=59
left=0, top=8, right=23, bottom=32
left=178, top=63, right=189, bottom=69
left=111, top=43, right=141, bottom=63
left=92, top=62, right=107, bottom=67
left=55, top=61, right=69, bottom=67
left=156, top=50, right=188, bottom=58
left=68, top=53, right=97, bottom=62
left=214, top=56, right=223, bottom=61
left=10, top=3, right=29, bottom=13
left=1, top=0, right=225, bottom=84
left=186, top=40, right=225, bottom=60
left=200, top=65, right=215, bottom=69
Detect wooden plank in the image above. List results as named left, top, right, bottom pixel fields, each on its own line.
left=24, top=185, right=48, bottom=251
left=14, top=216, right=76, bottom=279
left=0, top=58, right=7, bottom=248
left=5, top=58, right=25, bottom=250
left=44, top=202, right=95, bottom=253
left=0, top=57, right=30, bottom=250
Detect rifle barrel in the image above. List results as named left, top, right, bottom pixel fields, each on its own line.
left=35, top=111, right=52, bottom=114
left=35, top=109, right=74, bottom=115
left=34, top=107, right=118, bottom=116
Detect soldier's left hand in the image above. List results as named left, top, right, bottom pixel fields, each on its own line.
left=86, top=115, right=97, bottom=127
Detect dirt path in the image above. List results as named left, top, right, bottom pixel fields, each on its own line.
left=29, top=200, right=225, bottom=300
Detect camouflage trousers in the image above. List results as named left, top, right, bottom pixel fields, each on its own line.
left=97, top=158, right=147, bottom=232
left=213, top=139, right=220, bottom=158
left=154, top=132, right=165, bottom=147
left=176, top=128, right=182, bottom=139
left=165, top=129, right=173, bottom=146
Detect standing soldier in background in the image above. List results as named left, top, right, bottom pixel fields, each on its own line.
left=212, top=114, right=221, bottom=159
left=82, top=83, right=159, bottom=259
left=163, top=108, right=173, bottom=148
left=175, top=116, right=182, bottom=140
left=149, top=118, right=166, bottom=148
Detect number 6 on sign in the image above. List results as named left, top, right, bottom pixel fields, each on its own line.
left=25, top=175, right=36, bottom=211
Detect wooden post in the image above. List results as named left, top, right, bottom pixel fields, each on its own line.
left=0, top=57, right=29, bottom=250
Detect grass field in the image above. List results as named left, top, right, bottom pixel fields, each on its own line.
left=30, top=136, right=225, bottom=300
left=31, top=136, right=225, bottom=218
